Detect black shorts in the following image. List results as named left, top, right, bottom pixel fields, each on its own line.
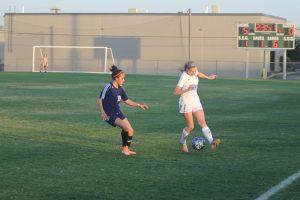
left=106, top=111, right=126, bottom=127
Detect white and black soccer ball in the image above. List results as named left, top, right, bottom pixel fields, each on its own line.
left=191, top=137, right=205, bottom=150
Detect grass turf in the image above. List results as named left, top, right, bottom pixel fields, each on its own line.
left=0, top=72, right=300, bottom=199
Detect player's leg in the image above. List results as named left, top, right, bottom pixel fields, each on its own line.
left=193, top=109, right=221, bottom=149
left=114, top=117, right=136, bottom=155
left=39, top=64, right=43, bottom=72
left=181, top=112, right=194, bottom=152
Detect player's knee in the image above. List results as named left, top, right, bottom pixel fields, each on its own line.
left=126, top=127, right=134, bottom=136
left=128, top=129, right=134, bottom=136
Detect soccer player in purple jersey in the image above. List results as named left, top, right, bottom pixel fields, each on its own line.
left=173, top=61, right=221, bottom=153
left=97, top=65, right=149, bottom=156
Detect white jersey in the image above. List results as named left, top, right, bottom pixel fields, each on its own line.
left=177, top=70, right=200, bottom=105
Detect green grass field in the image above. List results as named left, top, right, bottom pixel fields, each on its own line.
left=0, top=72, right=300, bottom=200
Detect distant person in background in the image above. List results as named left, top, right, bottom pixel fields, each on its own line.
left=97, top=65, right=149, bottom=156
left=173, top=61, right=221, bottom=153
left=40, top=53, right=48, bottom=73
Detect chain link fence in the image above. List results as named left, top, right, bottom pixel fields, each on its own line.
left=5, top=57, right=300, bottom=79
left=117, top=59, right=267, bottom=78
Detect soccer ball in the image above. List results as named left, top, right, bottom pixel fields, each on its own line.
left=191, top=137, right=205, bottom=150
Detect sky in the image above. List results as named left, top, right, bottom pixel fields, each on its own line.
left=0, top=0, right=300, bottom=26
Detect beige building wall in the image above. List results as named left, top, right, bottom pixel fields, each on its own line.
left=3, top=13, right=287, bottom=77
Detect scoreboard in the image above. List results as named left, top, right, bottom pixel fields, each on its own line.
left=237, top=23, right=295, bottom=49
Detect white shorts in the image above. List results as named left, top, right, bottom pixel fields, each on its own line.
left=179, top=99, right=203, bottom=113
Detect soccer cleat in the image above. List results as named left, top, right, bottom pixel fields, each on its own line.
left=121, top=146, right=131, bottom=156
left=211, top=138, right=221, bottom=150
left=128, top=148, right=137, bottom=155
left=121, top=146, right=136, bottom=156
left=181, top=144, right=189, bottom=153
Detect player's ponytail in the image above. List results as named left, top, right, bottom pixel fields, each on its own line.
left=110, top=65, right=124, bottom=79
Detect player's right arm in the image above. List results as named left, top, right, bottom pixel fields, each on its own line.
left=98, top=84, right=111, bottom=121
left=97, top=98, right=108, bottom=121
left=173, top=85, right=196, bottom=96
left=173, top=73, right=196, bottom=96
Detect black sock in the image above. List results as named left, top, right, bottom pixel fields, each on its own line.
left=127, top=136, right=133, bottom=147
left=121, top=130, right=127, bottom=147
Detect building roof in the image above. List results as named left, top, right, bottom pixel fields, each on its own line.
left=3, top=12, right=286, bottom=21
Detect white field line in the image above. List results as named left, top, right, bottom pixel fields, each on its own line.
left=255, top=170, right=300, bottom=200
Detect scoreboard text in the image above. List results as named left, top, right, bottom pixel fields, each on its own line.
left=237, top=23, right=295, bottom=49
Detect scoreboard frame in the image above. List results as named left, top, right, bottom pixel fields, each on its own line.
left=237, top=23, right=295, bottom=49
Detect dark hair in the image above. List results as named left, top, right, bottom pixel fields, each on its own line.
left=110, top=65, right=124, bottom=79
left=184, top=61, right=197, bottom=71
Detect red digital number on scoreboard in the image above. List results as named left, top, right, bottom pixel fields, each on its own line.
left=289, top=28, right=294, bottom=36
left=272, top=41, right=279, bottom=48
left=255, top=23, right=277, bottom=32
left=242, top=27, right=249, bottom=35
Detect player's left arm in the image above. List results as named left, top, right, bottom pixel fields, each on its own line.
left=124, top=99, right=149, bottom=110
left=198, top=72, right=217, bottom=80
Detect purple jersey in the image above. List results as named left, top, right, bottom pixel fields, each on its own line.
left=99, top=82, right=128, bottom=115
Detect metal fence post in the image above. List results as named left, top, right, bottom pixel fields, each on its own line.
left=156, top=60, right=159, bottom=75
left=215, top=60, right=218, bottom=75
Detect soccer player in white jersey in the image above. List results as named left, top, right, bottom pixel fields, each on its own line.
left=173, top=61, right=221, bottom=153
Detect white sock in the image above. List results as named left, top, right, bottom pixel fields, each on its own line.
left=202, top=126, right=213, bottom=144
left=180, top=127, right=189, bottom=145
